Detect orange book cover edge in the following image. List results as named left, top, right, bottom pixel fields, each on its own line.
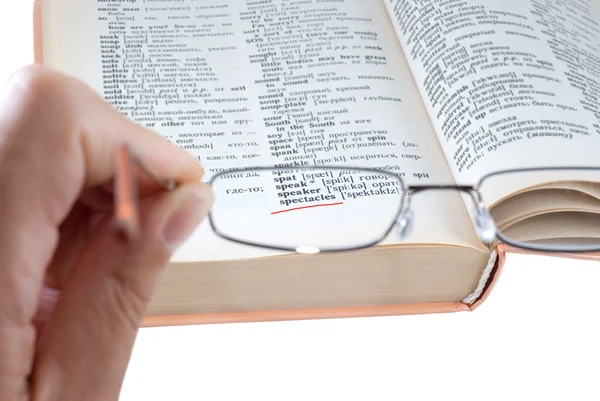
left=33, top=0, right=43, bottom=64
left=31, top=1, right=597, bottom=328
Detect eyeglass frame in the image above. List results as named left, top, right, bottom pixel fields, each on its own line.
left=205, top=165, right=600, bottom=254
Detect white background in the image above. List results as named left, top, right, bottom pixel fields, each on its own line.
left=2, top=2, right=599, bottom=400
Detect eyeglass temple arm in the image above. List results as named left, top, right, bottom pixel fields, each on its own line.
left=113, top=145, right=177, bottom=242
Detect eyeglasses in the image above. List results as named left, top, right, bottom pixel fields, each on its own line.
left=113, top=146, right=600, bottom=254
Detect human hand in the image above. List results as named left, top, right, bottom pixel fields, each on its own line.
left=0, top=65, right=213, bottom=400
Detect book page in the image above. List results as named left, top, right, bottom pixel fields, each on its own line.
left=43, top=0, right=486, bottom=261
left=385, top=0, right=600, bottom=202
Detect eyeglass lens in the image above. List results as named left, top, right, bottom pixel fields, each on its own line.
left=209, top=167, right=405, bottom=252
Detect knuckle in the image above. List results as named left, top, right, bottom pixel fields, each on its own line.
left=104, top=243, right=171, bottom=330
left=0, top=65, right=77, bottom=158
left=3, top=64, right=67, bottom=107
left=108, top=267, right=153, bottom=330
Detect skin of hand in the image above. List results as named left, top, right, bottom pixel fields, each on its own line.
left=0, top=65, right=213, bottom=400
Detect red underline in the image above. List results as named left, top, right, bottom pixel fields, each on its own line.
left=271, top=202, right=344, bottom=215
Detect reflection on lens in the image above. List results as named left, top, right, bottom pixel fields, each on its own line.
left=480, top=168, right=600, bottom=251
left=209, top=167, right=405, bottom=251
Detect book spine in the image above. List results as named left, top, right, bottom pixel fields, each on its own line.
left=468, top=248, right=504, bottom=311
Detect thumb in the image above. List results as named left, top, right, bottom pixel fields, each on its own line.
left=31, top=183, right=213, bottom=401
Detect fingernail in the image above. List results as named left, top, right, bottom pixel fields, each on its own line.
left=161, top=185, right=212, bottom=251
